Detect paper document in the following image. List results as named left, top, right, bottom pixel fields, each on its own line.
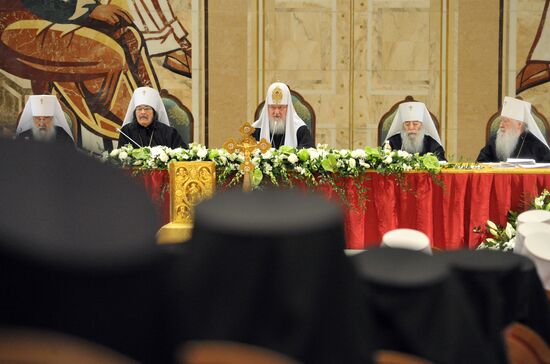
left=506, top=158, right=536, bottom=165
left=518, top=163, right=550, bottom=169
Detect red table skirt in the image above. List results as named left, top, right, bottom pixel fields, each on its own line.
left=134, top=169, right=550, bottom=250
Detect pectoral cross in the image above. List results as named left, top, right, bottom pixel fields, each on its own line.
left=223, top=122, right=271, bottom=192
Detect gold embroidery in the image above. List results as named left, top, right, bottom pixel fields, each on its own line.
left=272, top=86, right=283, bottom=104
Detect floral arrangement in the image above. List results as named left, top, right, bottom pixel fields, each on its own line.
left=102, top=142, right=441, bottom=196
left=476, top=189, right=550, bottom=251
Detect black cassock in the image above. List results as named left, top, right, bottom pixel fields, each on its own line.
left=476, top=132, right=550, bottom=162
left=118, top=121, right=187, bottom=149
left=386, top=134, right=446, bottom=161
left=16, top=126, right=74, bottom=146
left=252, top=125, right=314, bottom=149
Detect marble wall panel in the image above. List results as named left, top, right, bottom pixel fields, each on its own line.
left=359, top=0, right=443, bottom=152
left=259, top=0, right=353, bottom=148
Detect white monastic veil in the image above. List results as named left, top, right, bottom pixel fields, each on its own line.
left=384, top=101, right=442, bottom=146
left=252, top=82, right=306, bottom=148
left=16, top=95, right=74, bottom=141
left=502, top=96, right=549, bottom=150
left=121, top=87, right=170, bottom=127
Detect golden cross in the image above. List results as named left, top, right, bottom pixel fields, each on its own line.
left=223, top=122, right=271, bottom=192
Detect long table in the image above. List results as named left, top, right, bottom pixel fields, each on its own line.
left=134, top=168, right=550, bottom=250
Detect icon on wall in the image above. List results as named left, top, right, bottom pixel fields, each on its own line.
left=0, top=0, right=193, bottom=151
left=516, top=0, right=550, bottom=94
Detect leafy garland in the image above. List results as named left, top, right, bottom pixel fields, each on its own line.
left=477, top=189, right=550, bottom=252
left=101, top=142, right=442, bottom=206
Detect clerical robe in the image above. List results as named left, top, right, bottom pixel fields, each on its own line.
left=16, top=126, right=74, bottom=146
left=252, top=125, right=314, bottom=149
left=118, top=121, right=186, bottom=149
left=387, top=134, right=446, bottom=161
left=476, top=132, right=550, bottom=162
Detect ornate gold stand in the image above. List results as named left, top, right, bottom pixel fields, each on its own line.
left=156, top=161, right=216, bottom=244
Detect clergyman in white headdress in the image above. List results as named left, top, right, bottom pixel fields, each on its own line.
left=384, top=101, right=446, bottom=161
left=118, top=87, right=187, bottom=149
left=16, top=95, right=74, bottom=145
left=252, top=82, right=314, bottom=149
left=477, top=96, right=550, bottom=162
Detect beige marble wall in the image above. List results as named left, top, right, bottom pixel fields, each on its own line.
left=207, top=0, right=250, bottom=147
left=209, top=0, right=447, bottom=151
left=356, top=0, right=444, bottom=150
left=207, top=0, right=546, bottom=159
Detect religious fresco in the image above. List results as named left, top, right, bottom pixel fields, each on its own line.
left=516, top=0, right=550, bottom=94
left=501, top=0, right=550, bottom=122
left=0, top=0, right=194, bottom=153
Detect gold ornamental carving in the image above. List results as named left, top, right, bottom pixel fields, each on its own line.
left=156, top=161, right=216, bottom=244
left=223, top=122, right=271, bottom=192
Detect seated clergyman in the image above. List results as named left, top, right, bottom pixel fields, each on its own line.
left=118, top=87, right=187, bottom=149
left=15, top=95, right=74, bottom=145
left=384, top=101, right=446, bottom=161
left=477, top=96, right=550, bottom=162
left=252, top=82, right=314, bottom=149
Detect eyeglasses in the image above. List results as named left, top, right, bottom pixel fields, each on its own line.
left=136, top=106, right=153, bottom=112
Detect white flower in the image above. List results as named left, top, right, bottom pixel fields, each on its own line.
left=308, top=148, right=320, bottom=160
left=170, top=147, right=184, bottom=157
left=159, top=152, right=169, bottom=163
left=262, top=149, right=273, bottom=159
left=150, top=146, right=163, bottom=157
left=110, top=149, right=120, bottom=157
left=397, top=150, right=411, bottom=158
left=288, top=153, right=299, bottom=164
left=263, top=162, right=272, bottom=172
left=118, top=151, right=128, bottom=160
left=503, top=237, right=516, bottom=251
left=383, top=141, right=392, bottom=152
left=504, top=223, right=516, bottom=239
left=197, top=147, right=208, bottom=159
left=383, top=156, right=393, bottom=164
left=403, top=164, right=412, bottom=171
left=487, top=220, right=498, bottom=230
left=348, top=158, right=356, bottom=168
left=359, top=160, right=370, bottom=168
left=339, top=149, right=349, bottom=157
left=534, top=198, right=544, bottom=208
left=351, top=149, right=366, bottom=158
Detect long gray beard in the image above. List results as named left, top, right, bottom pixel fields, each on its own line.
left=269, top=118, right=286, bottom=135
left=400, top=129, right=425, bottom=154
left=495, top=128, right=521, bottom=161
left=32, top=127, right=56, bottom=142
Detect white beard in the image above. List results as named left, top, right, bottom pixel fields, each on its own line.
left=495, top=128, right=521, bottom=161
left=32, top=126, right=56, bottom=142
left=269, top=117, right=286, bottom=135
left=400, top=129, right=425, bottom=154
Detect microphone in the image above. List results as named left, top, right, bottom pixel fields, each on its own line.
left=116, top=128, right=142, bottom=148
